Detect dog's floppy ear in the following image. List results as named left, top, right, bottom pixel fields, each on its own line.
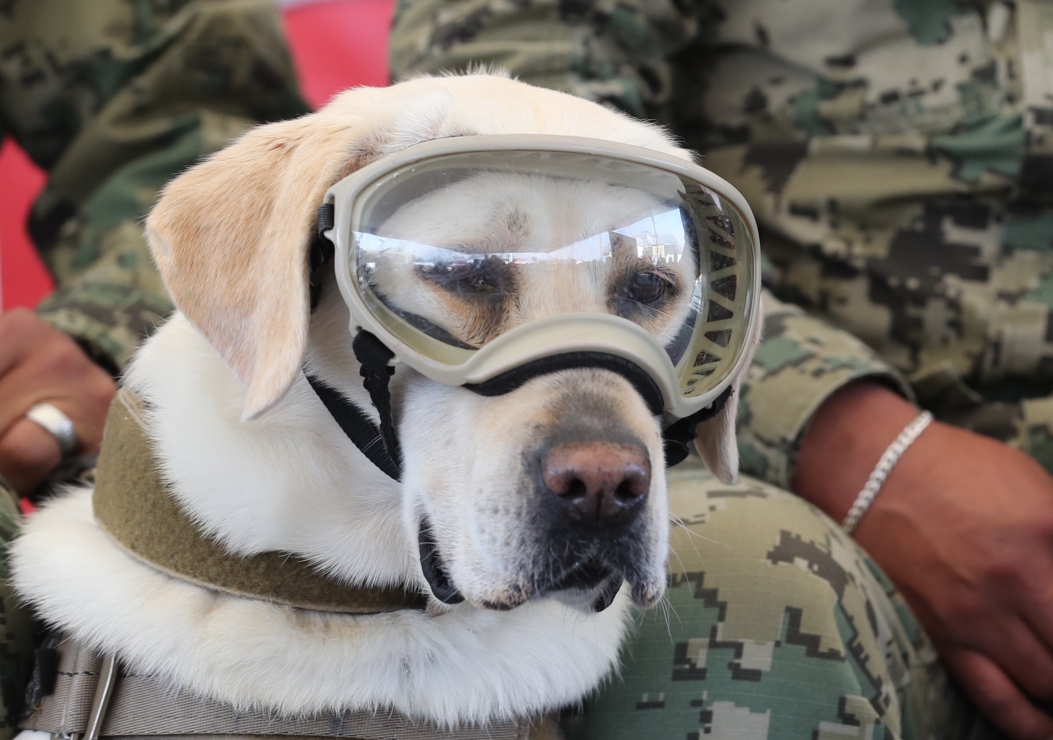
left=692, top=390, right=741, bottom=484
left=146, top=88, right=453, bottom=419
left=146, top=116, right=359, bottom=419
left=691, top=322, right=761, bottom=484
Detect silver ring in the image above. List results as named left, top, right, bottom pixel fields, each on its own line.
left=25, top=403, right=78, bottom=458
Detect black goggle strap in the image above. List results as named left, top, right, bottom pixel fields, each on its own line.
left=305, top=370, right=403, bottom=482
left=307, top=205, right=403, bottom=481
left=309, top=204, right=336, bottom=311
left=661, top=385, right=734, bottom=467
left=303, top=331, right=405, bottom=483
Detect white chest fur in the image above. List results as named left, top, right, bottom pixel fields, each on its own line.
left=10, top=317, right=631, bottom=724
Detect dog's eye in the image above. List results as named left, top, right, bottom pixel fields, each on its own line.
left=620, top=270, right=675, bottom=306
left=627, top=272, right=668, bottom=304
left=417, top=257, right=510, bottom=298
left=609, top=268, right=678, bottom=321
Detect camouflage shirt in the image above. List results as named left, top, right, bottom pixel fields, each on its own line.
left=0, top=0, right=308, bottom=507
left=5, top=0, right=1053, bottom=496
left=393, top=0, right=1053, bottom=485
left=1, top=0, right=308, bottom=374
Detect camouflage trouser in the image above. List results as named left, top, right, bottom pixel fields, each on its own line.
left=562, top=457, right=984, bottom=740
left=0, top=469, right=1000, bottom=740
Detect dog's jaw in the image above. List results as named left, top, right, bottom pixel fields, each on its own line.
left=418, top=516, right=626, bottom=613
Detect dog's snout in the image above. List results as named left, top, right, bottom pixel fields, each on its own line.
left=542, top=442, right=651, bottom=525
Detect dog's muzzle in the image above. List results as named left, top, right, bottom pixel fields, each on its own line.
left=418, top=517, right=624, bottom=612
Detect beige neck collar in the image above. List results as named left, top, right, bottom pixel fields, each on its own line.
left=91, top=390, right=426, bottom=614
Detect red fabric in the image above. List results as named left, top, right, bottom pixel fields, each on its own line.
left=0, top=0, right=394, bottom=311
left=285, top=0, right=393, bottom=109
left=0, top=138, right=49, bottom=310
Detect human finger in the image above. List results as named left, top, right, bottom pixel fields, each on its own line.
left=0, top=308, right=36, bottom=377
left=1026, top=593, right=1053, bottom=654
left=0, top=417, right=63, bottom=496
left=0, top=338, right=114, bottom=441
left=994, top=619, right=1053, bottom=705
left=1019, top=575, right=1053, bottom=699
left=0, top=359, right=55, bottom=437
left=944, top=648, right=1053, bottom=740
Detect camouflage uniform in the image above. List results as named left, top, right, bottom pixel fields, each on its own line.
left=0, top=1, right=308, bottom=735
left=392, top=0, right=1053, bottom=483
left=562, top=457, right=979, bottom=740
left=0, top=0, right=1041, bottom=737
left=391, top=0, right=1053, bottom=736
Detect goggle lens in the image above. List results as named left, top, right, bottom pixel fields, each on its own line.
left=344, top=150, right=756, bottom=403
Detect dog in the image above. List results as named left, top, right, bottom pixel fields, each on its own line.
left=11, top=72, right=760, bottom=736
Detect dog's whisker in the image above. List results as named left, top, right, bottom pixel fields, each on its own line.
left=654, top=591, right=681, bottom=641
left=666, top=543, right=689, bottom=577
left=667, top=516, right=711, bottom=585
left=671, top=515, right=728, bottom=547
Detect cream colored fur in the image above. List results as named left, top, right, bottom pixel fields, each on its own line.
left=13, top=303, right=633, bottom=724
left=12, top=73, right=759, bottom=728
left=17, top=492, right=628, bottom=721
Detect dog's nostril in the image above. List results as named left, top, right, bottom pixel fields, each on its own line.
left=562, top=478, right=588, bottom=502
left=542, top=442, right=651, bottom=524
left=616, top=474, right=648, bottom=501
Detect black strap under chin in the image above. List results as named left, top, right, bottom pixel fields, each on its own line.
left=305, top=372, right=403, bottom=481
left=306, top=210, right=404, bottom=482
left=305, top=332, right=404, bottom=481
left=350, top=331, right=404, bottom=475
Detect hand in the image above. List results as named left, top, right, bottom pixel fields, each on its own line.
left=795, top=381, right=1053, bottom=740
left=0, top=309, right=115, bottom=496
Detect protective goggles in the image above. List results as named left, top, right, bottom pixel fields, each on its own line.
left=322, top=135, right=761, bottom=423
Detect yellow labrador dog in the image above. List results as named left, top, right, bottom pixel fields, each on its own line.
left=12, top=73, right=760, bottom=736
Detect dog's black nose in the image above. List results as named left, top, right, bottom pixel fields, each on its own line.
left=542, top=442, right=650, bottom=525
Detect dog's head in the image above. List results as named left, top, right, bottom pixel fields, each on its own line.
left=146, top=74, right=760, bottom=613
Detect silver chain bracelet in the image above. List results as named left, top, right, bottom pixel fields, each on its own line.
left=841, top=411, right=934, bottom=535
